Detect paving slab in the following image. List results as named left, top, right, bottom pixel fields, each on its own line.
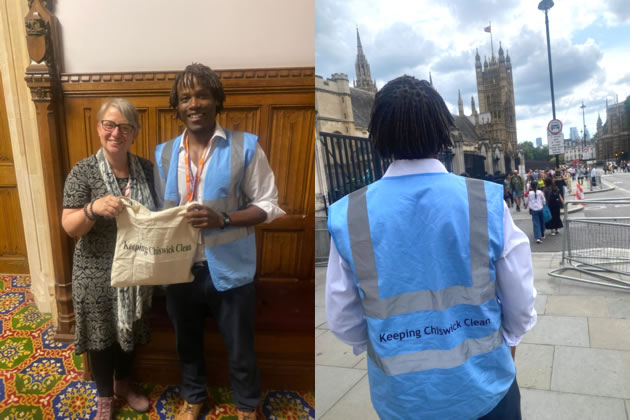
left=589, top=317, right=630, bottom=351
left=606, top=296, right=630, bottom=319
left=550, top=346, right=630, bottom=399
left=534, top=294, right=548, bottom=315
left=520, top=315, right=589, bottom=347
left=545, top=295, right=608, bottom=317
left=514, top=344, right=554, bottom=390
left=353, top=356, right=367, bottom=370
left=535, top=271, right=630, bottom=297
left=315, top=309, right=328, bottom=329
left=316, top=329, right=364, bottom=368
left=315, top=365, right=367, bottom=419
left=521, top=388, right=627, bottom=420
left=320, top=375, right=379, bottom=420
left=626, top=400, right=630, bottom=420
left=316, top=328, right=327, bottom=338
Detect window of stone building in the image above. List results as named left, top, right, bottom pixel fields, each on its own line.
left=344, top=112, right=347, bottom=120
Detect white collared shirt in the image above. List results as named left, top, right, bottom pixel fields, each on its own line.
left=325, top=159, right=537, bottom=354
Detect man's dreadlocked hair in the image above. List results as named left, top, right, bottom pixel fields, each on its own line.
left=169, top=63, right=226, bottom=114
left=368, top=75, right=454, bottom=159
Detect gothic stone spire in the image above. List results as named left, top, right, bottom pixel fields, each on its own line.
left=354, top=26, right=377, bottom=93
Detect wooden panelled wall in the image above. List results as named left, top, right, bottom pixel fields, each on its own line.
left=60, top=68, right=315, bottom=390
left=0, top=73, right=29, bottom=273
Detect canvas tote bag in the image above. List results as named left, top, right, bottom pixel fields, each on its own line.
left=111, top=199, right=200, bottom=287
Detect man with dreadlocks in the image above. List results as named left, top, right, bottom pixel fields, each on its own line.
left=154, top=63, right=284, bottom=420
left=326, top=75, right=536, bottom=419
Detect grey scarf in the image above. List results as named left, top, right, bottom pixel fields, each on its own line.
left=96, top=147, right=155, bottom=333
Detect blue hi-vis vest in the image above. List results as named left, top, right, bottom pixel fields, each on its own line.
left=155, top=130, right=258, bottom=291
left=328, top=173, right=515, bottom=420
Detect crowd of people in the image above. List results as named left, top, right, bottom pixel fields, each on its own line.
left=504, top=167, right=569, bottom=243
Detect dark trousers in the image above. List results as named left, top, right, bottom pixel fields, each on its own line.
left=166, top=263, right=261, bottom=411
left=478, top=378, right=521, bottom=420
left=87, top=343, right=135, bottom=397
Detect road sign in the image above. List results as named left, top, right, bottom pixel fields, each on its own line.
left=547, top=119, right=563, bottom=135
left=548, top=132, right=564, bottom=154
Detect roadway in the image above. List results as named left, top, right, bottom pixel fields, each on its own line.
left=511, top=171, right=630, bottom=252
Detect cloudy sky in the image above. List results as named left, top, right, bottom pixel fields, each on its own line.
left=316, top=0, right=630, bottom=144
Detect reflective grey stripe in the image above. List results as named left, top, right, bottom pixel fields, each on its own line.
left=163, top=200, right=178, bottom=209
left=202, top=225, right=255, bottom=248
left=231, top=131, right=244, bottom=190
left=160, top=140, right=175, bottom=180
left=367, top=329, right=504, bottom=375
left=202, top=196, right=241, bottom=213
left=347, top=178, right=493, bottom=319
left=466, top=177, right=490, bottom=288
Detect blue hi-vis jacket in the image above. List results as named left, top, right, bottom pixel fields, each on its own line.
left=154, top=130, right=257, bottom=291
left=328, top=173, right=515, bottom=419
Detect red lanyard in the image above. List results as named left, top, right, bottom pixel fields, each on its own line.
left=184, top=132, right=211, bottom=202
left=123, top=179, right=131, bottom=198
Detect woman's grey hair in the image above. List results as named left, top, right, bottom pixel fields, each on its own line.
left=97, top=98, right=141, bottom=131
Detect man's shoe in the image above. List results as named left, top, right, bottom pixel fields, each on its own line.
left=95, top=397, right=114, bottom=420
left=176, top=401, right=203, bottom=420
left=114, top=380, right=150, bottom=413
left=536, top=239, right=542, bottom=244
left=237, top=408, right=258, bottom=420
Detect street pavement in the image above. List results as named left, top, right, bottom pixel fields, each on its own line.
left=315, top=175, right=630, bottom=419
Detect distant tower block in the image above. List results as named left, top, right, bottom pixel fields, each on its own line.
left=354, top=27, right=377, bottom=93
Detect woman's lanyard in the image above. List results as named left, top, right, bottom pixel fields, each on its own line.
left=184, top=133, right=211, bottom=202
left=123, top=179, right=131, bottom=198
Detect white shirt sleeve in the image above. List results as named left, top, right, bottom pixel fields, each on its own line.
left=325, top=239, right=369, bottom=355
left=496, top=202, right=538, bottom=346
left=242, top=144, right=286, bottom=223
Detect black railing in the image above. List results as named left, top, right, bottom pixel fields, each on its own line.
left=320, top=132, right=453, bottom=204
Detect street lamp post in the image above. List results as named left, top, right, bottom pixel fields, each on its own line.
left=580, top=101, right=587, bottom=165
left=538, top=0, right=559, bottom=168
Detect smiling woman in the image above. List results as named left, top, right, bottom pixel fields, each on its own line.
left=60, top=98, right=157, bottom=418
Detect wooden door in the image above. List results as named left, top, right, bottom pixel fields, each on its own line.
left=0, top=73, right=29, bottom=273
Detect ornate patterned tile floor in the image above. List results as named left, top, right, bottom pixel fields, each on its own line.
left=0, top=275, right=314, bottom=419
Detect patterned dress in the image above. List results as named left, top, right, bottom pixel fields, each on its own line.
left=63, top=154, right=156, bottom=354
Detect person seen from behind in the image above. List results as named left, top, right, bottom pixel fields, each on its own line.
left=326, top=75, right=537, bottom=419
left=543, top=177, right=564, bottom=236
left=526, top=181, right=546, bottom=243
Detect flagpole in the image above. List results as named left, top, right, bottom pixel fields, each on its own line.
left=489, top=21, right=494, bottom=59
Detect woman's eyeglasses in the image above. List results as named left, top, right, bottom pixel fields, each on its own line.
left=100, top=120, right=135, bottom=135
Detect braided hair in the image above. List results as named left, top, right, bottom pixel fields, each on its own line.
left=169, top=63, right=226, bottom=114
left=368, top=75, right=454, bottom=159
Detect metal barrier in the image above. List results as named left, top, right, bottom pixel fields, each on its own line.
left=549, top=198, right=630, bottom=290
left=315, top=216, right=330, bottom=266
left=588, top=172, right=604, bottom=191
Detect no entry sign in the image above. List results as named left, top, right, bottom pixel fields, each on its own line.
left=547, top=119, right=563, bottom=135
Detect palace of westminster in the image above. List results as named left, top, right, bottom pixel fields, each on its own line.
left=315, top=28, right=629, bottom=183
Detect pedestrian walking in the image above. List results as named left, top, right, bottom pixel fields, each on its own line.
left=543, top=177, right=564, bottom=235
left=510, top=170, right=524, bottom=211
left=504, top=174, right=514, bottom=208
left=526, top=181, right=546, bottom=243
